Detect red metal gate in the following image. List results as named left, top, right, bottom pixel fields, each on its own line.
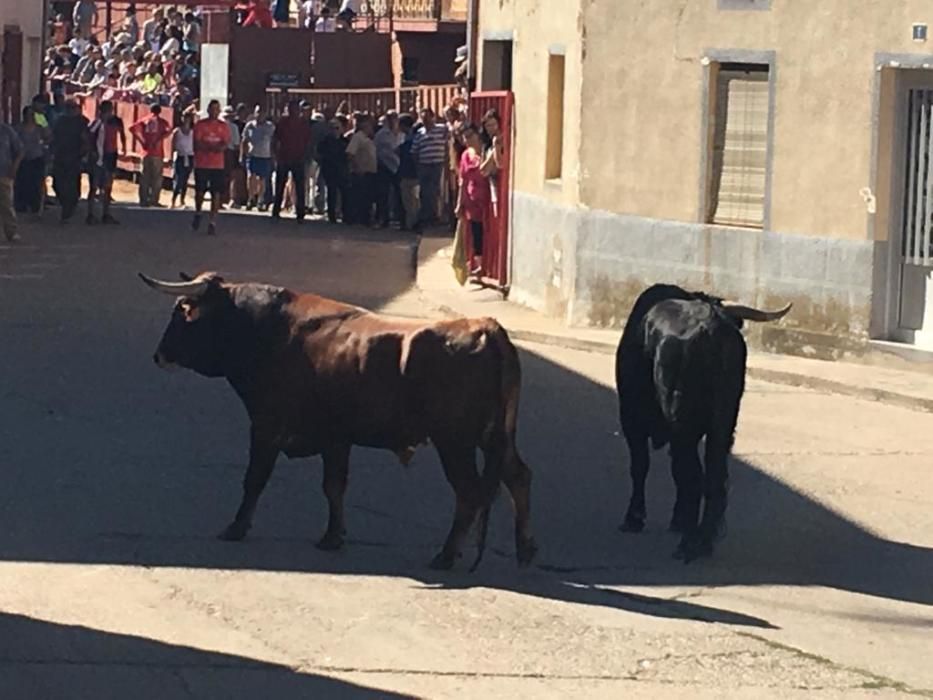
left=1, top=29, right=23, bottom=124
left=469, top=91, right=513, bottom=290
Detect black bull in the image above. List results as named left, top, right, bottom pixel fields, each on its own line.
left=140, top=272, right=538, bottom=572
left=615, top=284, right=791, bottom=562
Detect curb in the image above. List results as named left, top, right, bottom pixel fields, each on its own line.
left=427, top=300, right=933, bottom=414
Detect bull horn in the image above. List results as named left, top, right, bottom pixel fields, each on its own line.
left=138, top=272, right=210, bottom=297
left=722, top=301, right=793, bottom=323
left=179, top=271, right=194, bottom=282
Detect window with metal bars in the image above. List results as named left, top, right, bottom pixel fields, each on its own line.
left=707, top=63, right=770, bottom=229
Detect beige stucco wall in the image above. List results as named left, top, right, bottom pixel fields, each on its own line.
left=477, top=0, right=583, bottom=209
left=579, top=0, right=933, bottom=242
left=0, top=0, right=46, bottom=113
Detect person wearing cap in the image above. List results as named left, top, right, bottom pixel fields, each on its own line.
left=130, top=103, right=172, bottom=207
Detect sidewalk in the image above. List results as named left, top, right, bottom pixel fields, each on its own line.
left=415, top=236, right=933, bottom=414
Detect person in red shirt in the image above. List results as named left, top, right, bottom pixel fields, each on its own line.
left=130, top=103, right=172, bottom=207
left=242, top=0, right=274, bottom=28
left=272, top=99, right=312, bottom=222
left=87, top=100, right=127, bottom=225
left=192, top=99, right=231, bottom=236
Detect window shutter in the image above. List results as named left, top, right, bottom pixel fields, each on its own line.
left=710, top=69, right=769, bottom=228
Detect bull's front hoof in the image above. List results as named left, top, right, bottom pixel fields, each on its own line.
left=429, top=551, right=457, bottom=571
left=516, top=537, right=539, bottom=567
left=673, top=536, right=713, bottom=563
left=315, top=531, right=345, bottom=551
left=218, top=521, right=249, bottom=542
left=619, top=515, right=645, bottom=533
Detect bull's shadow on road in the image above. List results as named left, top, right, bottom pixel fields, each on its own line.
left=0, top=611, right=414, bottom=699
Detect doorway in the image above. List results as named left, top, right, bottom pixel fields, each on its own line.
left=888, top=71, right=933, bottom=350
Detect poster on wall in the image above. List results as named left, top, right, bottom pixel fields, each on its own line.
left=199, top=43, right=230, bottom=113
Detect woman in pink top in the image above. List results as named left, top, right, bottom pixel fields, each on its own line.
left=455, top=123, right=491, bottom=277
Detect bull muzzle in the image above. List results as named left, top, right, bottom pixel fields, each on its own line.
left=153, top=350, right=177, bottom=370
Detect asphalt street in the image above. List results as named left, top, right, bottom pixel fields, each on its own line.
left=0, top=202, right=930, bottom=699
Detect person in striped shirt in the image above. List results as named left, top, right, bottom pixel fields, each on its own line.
left=411, top=108, right=449, bottom=232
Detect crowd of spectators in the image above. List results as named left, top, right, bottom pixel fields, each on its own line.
left=45, top=4, right=201, bottom=116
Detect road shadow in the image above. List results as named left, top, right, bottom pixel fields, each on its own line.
left=0, top=611, right=414, bottom=699
left=0, top=212, right=930, bottom=634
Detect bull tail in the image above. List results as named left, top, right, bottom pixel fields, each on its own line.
left=470, top=321, right=522, bottom=573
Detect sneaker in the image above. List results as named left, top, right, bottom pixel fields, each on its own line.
left=207, top=222, right=216, bottom=236
left=102, top=214, right=119, bottom=225
left=191, top=214, right=201, bottom=231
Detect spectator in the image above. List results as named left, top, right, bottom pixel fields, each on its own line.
left=123, top=4, right=140, bottom=44
left=346, top=114, right=377, bottom=226
left=455, top=123, right=491, bottom=277
left=140, top=62, right=164, bottom=95
left=273, top=0, right=292, bottom=27
left=315, top=7, right=337, bottom=32
left=182, top=13, right=200, bottom=54
left=272, top=100, right=312, bottom=222
left=14, top=107, right=46, bottom=219
left=481, top=108, right=504, bottom=220
left=160, top=27, right=183, bottom=57
left=69, top=28, right=91, bottom=62
left=396, top=113, right=418, bottom=231
left=241, top=105, right=275, bottom=211
left=411, top=107, right=448, bottom=233
left=119, top=62, right=138, bottom=89
left=170, top=111, right=194, bottom=209
left=318, top=114, right=349, bottom=224
left=374, top=110, right=403, bottom=228
left=300, top=0, right=320, bottom=29
left=0, top=117, right=24, bottom=242
left=309, top=108, right=330, bottom=214
left=445, top=105, right=465, bottom=230
left=243, top=0, right=275, bottom=28
left=72, top=0, right=98, bottom=40
left=192, top=100, right=230, bottom=235
left=130, top=103, right=171, bottom=207
left=50, top=100, right=89, bottom=223
left=87, top=99, right=127, bottom=225
left=337, top=0, right=362, bottom=29
left=176, top=53, right=198, bottom=85
left=143, top=8, right=164, bottom=50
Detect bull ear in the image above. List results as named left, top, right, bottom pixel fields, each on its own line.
left=179, top=271, right=194, bottom=282
left=722, top=302, right=792, bottom=323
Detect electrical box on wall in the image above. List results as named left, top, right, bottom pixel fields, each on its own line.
left=913, top=23, right=928, bottom=42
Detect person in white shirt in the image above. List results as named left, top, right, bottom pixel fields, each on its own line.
left=300, top=0, right=321, bottom=29
left=315, top=7, right=337, bottom=32
left=171, top=112, right=195, bottom=208
left=345, top=114, right=377, bottom=225
left=68, top=29, right=90, bottom=59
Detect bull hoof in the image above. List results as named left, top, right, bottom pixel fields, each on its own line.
left=429, top=551, right=457, bottom=571
left=218, top=521, right=249, bottom=542
left=673, top=536, right=713, bottom=563
left=315, top=531, right=345, bottom=551
left=619, top=515, right=645, bottom=533
left=516, top=537, right=538, bottom=567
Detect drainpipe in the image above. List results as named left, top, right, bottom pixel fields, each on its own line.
left=39, top=0, right=50, bottom=95
left=466, top=0, right=479, bottom=91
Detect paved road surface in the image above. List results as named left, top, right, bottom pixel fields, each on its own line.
left=0, top=206, right=930, bottom=698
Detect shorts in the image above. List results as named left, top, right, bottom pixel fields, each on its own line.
left=195, top=168, right=226, bottom=196
left=247, top=156, right=272, bottom=179
left=92, top=152, right=118, bottom=188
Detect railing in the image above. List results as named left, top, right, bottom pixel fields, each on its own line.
left=367, top=0, right=466, bottom=22
left=266, top=84, right=461, bottom=119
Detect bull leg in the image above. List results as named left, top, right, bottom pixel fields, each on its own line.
left=620, top=429, right=650, bottom=533
left=317, top=443, right=351, bottom=551
left=670, top=434, right=704, bottom=562
left=501, top=449, right=538, bottom=567
left=430, top=444, right=481, bottom=571
left=695, top=432, right=732, bottom=554
left=219, top=430, right=279, bottom=541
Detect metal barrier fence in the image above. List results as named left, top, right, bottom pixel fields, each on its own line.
left=265, top=84, right=461, bottom=119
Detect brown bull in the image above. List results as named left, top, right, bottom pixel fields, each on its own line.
left=140, top=271, right=537, bottom=571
